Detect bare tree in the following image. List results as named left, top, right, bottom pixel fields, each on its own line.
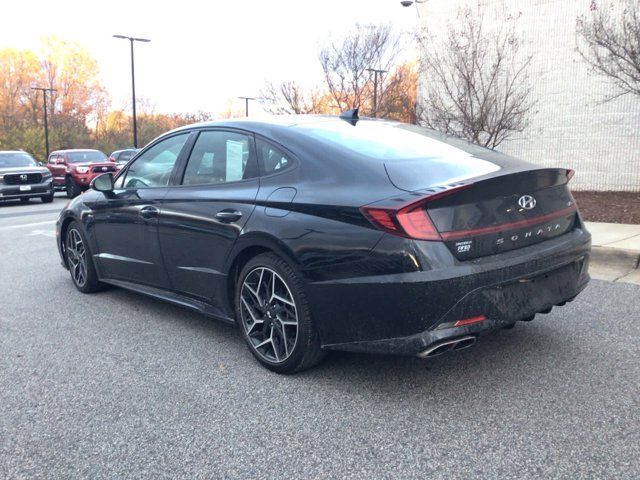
left=260, top=80, right=324, bottom=114
left=418, top=8, right=535, bottom=149
left=319, top=24, right=400, bottom=113
left=260, top=24, right=415, bottom=120
left=576, top=0, right=640, bottom=102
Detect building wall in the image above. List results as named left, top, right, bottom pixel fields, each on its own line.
left=417, top=0, right=640, bottom=192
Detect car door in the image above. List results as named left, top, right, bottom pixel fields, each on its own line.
left=158, top=129, right=260, bottom=306
left=48, top=154, right=65, bottom=186
left=88, top=132, right=193, bottom=288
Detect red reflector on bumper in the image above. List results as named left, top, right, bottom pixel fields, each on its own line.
left=454, top=315, right=487, bottom=327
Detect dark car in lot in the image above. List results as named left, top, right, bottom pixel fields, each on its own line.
left=55, top=114, right=591, bottom=373
left=47, top=149, right=116, bottom=198
left=0, top=151, right=54, bottom=203
left=108, top=148, right=140, bottom=170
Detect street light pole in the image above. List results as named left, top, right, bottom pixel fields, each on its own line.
left=113, top=35, right=150, bottom=148
left=238, top=97, right=256, bottom=117
left=31, top=87, right=57, bottom=159
left=365, top=68, right=388, bottom=118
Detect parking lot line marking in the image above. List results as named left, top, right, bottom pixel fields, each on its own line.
left=0, top=208, right=61, bottom=219
left=0, top=220, right=56, bottom=231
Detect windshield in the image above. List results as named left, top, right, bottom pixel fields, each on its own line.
left=0, top=152, right=38, bottom=168
left=67, top=151, right=107, bottom=163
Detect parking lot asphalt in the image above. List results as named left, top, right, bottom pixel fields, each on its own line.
left=1, top=196, right=639, bottom=479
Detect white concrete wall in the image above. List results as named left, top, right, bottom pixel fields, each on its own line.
left=417, top=0, right=640, bottom=192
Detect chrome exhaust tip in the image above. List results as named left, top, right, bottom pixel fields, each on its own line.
left=417, top=335, right=476, bottom=358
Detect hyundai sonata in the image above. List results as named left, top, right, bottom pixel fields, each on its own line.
left=56, top=113, right=591, bottom=373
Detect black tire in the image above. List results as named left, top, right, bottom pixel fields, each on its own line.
left=235, top=253, right=326, bottom=374
left=64, top=221, right=103, bottom=293
left=41, top=192, right=54, bottom=203
left=65, top=177, right=81, bottom=198
left=20, top=197, right=30, bottom=203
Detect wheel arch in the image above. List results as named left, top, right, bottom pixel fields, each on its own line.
left=59, top=213, right=79, bottom=266
left=224, top=234, right=303, bottom=315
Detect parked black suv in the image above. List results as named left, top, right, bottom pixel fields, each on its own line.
left=0, top=151, right=54, bottom=203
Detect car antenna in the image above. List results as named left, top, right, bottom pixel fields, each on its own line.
left=339, top=108, right=359, bottom=126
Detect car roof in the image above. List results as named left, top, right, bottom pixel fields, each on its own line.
left=169, top=114, right=367, bottom=135
left=112, top=148, right=137, bottom=153
left=51, top=149, right=104, bottom=154
left=0, top=150, right=31, bottom=154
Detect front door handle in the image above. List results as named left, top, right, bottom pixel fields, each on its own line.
left=215, top=209, right=243, bottom=223
left=139, top=205, right=159, bottom=219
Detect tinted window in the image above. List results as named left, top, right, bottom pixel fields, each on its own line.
left=182, top=131, right=255, bottom=186
left=0, top=152, right=37, bottom=168
left=256, top=139, right=293, bottom=175
left=297, top=121, right=502, bottom=190
left=66, top=151, right=107, bottom=163
left=119, top=134, right=189, bottom=188
left=118, top=150, right=136, bottom=163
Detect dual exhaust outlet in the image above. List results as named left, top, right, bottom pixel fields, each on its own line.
left=417, top=335, right=477, bottom=359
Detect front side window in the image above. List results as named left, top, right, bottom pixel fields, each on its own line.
left=256, top=138, right=293, bottom=175
left=182, top=131, right=255, bottom=186
left=0, top=152, right=38, bottom=168
left=119, top=133, right=189, bottom=188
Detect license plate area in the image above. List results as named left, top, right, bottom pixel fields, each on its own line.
left=19, top=185, right=32, bottom=191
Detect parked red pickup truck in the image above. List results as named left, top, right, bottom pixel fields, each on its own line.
left=47, top=149, right=117, bottom=198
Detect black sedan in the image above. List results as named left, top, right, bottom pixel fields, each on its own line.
left=55, top=113, right=591, bottom=373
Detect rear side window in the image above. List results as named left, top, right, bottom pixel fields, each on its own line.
left=256, top=138, right=293, bottom=175
left=182, top=131, right=256, bottom=186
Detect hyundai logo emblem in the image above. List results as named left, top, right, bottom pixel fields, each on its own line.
left=20, top=174, right=28, bottom=182
left=518, top=195, right=537, bottom=210
left=101, top=167, right=107, bottom=171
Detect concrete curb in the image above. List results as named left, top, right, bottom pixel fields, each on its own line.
left=590, top=246, right=640, bottom=270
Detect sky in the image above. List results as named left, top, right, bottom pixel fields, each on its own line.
left=0, top=0, right=420, bottom=116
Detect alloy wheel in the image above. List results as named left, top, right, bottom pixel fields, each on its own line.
left=66, top=228, right=87, bottom=287
left=240, top=267, right=299, bottom=363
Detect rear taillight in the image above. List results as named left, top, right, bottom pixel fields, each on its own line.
left=361, top=202, right=441, bottom=241
left=361, top=184, right=470, bottom=241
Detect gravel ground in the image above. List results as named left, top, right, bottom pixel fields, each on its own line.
left=1, top=198, right=639, bottom=479
left=572, top=191, right=640, bottom=224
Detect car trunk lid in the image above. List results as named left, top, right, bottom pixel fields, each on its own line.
left=363, top=167, right=578, bottom=261
left=424, top=169, right=577, bottom=260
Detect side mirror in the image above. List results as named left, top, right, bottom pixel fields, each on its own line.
left=56, top=158, right=65, bottom=164
left=91, top=172, right=114, bottom=192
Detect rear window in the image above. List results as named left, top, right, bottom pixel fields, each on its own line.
left=297, top=121, right=501, bottom=190
left=67, top=151, right=107, bottom=163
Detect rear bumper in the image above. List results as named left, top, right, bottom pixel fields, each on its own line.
left=308, top=227, right=591, bottom=355
left=0, top=181, right=53, bottom=199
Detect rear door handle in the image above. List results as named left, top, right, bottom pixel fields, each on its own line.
left=139, top=205, right=159, bottom=219
left=215, top=209, right=243, bottom=223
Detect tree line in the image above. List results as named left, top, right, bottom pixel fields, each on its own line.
left=0, top=37, right=212, bottom=160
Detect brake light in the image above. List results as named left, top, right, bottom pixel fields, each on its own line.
left=361, top=184, right=470, bottom=241
left=361, top=203, right=441, bottom=241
